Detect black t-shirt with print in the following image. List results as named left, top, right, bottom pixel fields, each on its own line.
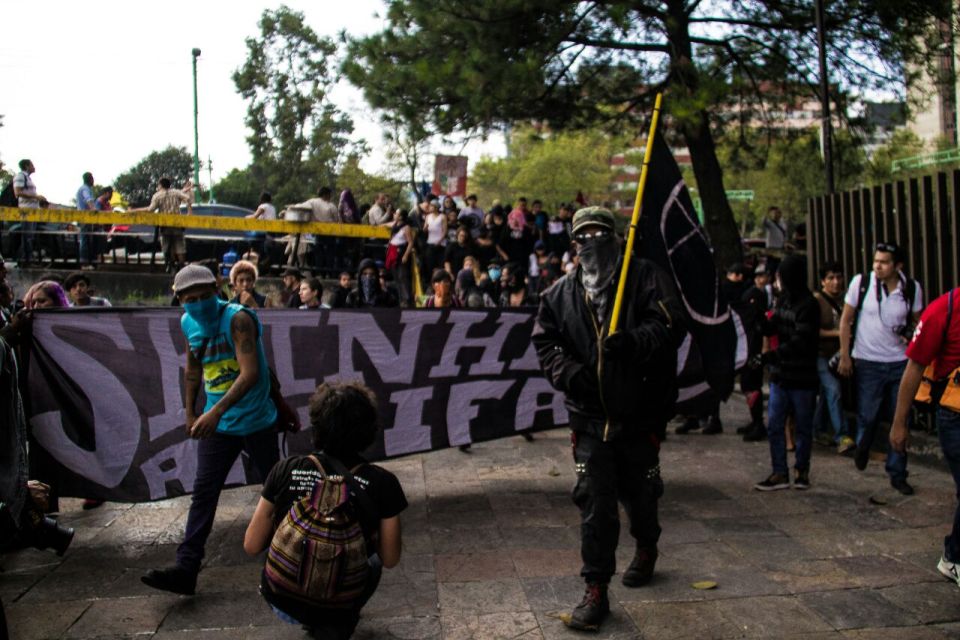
left=261, top=453, right=408, bottom=538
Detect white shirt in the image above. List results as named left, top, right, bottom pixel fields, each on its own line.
left=764, top=218, right=786, bottom=249
left=257, top=203, right=277, bottom=220
left=13, top=172, right=39, bottom=208
left=845, top=273, right=924, bottom=363
left=293, top=198, right=339, bottom=223
left=368, top=203, right=391, bottom=226
left=425, top=213, right=445, bottom=245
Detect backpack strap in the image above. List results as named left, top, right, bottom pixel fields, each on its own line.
left=849, top=273, right=869, bottom=353
left=307, top=453, right=380, bottom=534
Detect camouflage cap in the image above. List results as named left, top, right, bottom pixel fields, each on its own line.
left=571, top=206, right=616, bottom=234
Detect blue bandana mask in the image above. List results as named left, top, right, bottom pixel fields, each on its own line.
left=488, top=267, right=501, bottom=282
left=183, top=296, right=220, bottom=329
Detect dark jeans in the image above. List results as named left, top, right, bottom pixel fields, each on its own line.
left=176, top=428, right=279, bottom=573
left=571, top=430, right=662, bottom=584
left=767, top=382, right=815, bottom=476
left=938, top=408, right=960, bottom=563
left=854, top=359, right=908, bottom=481
left=269, top=554, right=383, bottom=639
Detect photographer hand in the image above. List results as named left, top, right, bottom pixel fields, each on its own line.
left=27, top=480, right=50, bottom=512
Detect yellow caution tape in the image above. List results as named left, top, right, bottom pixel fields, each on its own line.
left=0, top=207, right=391, bottom=239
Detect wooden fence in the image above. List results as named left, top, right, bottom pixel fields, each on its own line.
left=807, top=170, right=960, bottom=300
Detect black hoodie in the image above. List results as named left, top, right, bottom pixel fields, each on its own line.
left=761, top=255, right=820, bottom=389
left=344, top=258, right=398, bottom=308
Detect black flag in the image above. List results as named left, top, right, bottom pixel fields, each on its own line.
left=636, top=131, right=741, bottom=411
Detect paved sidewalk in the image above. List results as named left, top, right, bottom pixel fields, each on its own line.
left=4, top=400, right=960, bottom=639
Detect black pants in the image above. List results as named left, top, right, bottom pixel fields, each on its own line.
left=571, top=430, right=663, bottom=584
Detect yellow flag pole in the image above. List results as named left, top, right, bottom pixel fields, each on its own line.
left=608, top=92, right=663, bottom=336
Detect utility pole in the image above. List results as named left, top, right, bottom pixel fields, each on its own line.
left=207, top=156, right=215, bottom=203
left=191, top=48, right=202, bottom=193
left=815, top=0, right=835, bottom=193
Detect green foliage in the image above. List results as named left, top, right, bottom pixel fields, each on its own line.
left=233, top=5, right=357, bottom=206
left=864, top=129, right=929, bottom=185
left=336, top=154, right=407, bottom=208
left=344, top=0, right=954, bottom=265
left=211, top=167, right=263, bottom=210
left=468, top=128, right=618, bottom=210
left=114, top=146, right=193, bottom=207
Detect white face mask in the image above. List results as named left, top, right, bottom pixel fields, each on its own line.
left=578, top=235, right=618, bottom=296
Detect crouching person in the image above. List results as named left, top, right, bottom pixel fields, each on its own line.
left=244, top=382, right=407, bottom=639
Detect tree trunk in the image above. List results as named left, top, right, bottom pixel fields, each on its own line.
left=681, top=111, right=743, bottom=269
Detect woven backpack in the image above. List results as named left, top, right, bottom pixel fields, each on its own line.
left=263, top=455, right=371, bottom=608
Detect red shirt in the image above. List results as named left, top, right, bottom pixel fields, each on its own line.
left=906, top=289, right=960, bottom=378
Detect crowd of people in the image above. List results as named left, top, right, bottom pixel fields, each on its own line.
left=4, top=196, right=960, bottom=637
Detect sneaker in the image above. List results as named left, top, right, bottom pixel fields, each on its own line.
left=754, top=473, right=790, bottom=491
left=675, top=417, right=700, bottom=435
left=521, top=432, right=535, bottom=442
left=82, top=499, right=104, bottom=510
left=565, top=582, right=609, bottom=630
left=837, top=436, right=856, bottom=456
left=891, top=477, right=914, bottom=496
left=622, top=548, right=658, bottom=587
left=743, top=425, right=767, bottom=442
left=793, top=469, right=810, bottom=490
left=815, top=432, right=834, bottom=447
left=735, top=423, right=752, bottom=435
left=701, top=417, right=723, bottom=435
left=854, top=445, right=870, bottom=471
left=141, top=566, right=197, bottom=595
left=458, top=444, right=471, bottom=453
left=938, top=556, right=960, bottom=587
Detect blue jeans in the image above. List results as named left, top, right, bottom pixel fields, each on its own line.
left=938, top=408, right=960, bottom=562
left=814, top=356, right=848, bottom=442
left=767, top=382, right=816, bottom=476
left=176, top=428, right=279, bottom=573
left=854, top=359, right=908, bottom=481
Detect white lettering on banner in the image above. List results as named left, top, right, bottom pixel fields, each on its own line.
left=140, top=438, right=246, bottom=500
left=430, top=311, right=529, bottom=378
left=384, top=386, right=434, bottom=456
left=30, top=316, right=140, bottom=488
left=514, top=378, right=569, bottom=431
left=267, top=314, right=324, bottom=396
left=508, top=339, right=541, bottom=371
left=445, top=380, right=515, bottom=446
left=146, top=318, right=187, bottom=440
left=325, top=311, right=439, bottom=385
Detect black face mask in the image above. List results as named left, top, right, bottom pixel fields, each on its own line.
left=577, top=235, right=618, bottom=296
left=360, top=275, right=377, bottom=302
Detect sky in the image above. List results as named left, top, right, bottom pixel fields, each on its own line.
left=0, top=0, right=506, bottom=204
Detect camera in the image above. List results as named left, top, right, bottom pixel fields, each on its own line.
left=895, top=321, right=917, bottom=343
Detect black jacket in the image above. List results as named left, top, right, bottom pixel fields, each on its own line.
left=761, top=293, right=820, bottom=389
left=532, top=257, right=685, bottom=440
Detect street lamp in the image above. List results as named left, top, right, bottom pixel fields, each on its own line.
left=191, top=48, right=202, bottom=195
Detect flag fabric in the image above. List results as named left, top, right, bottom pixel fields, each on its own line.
left=636, top=131, right=745, bottom=413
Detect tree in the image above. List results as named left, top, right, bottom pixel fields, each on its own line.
left=336, top=153, right=407, bottom=208
left=233, top=5, right=358, bottom=206
left=863, top=129, right=928, bottom=185
left=381, top=114, right=432, bottom=203
left=211, top=167, right=262, bottom=210
left=114, top=146, right=193, bottom=207
left=470, top=155, right=518, bottom=208
left=344, top=0, right=952, bottom=267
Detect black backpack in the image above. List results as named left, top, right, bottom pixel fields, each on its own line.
left=0, top=178, right=18, bottom=208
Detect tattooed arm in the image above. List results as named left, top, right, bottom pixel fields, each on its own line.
left=189, top=310, right=261, bottom=438
left=184, top=347, right=202, bottom=436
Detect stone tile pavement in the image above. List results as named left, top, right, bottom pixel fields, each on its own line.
left=4, top=400, right=960, bottom=639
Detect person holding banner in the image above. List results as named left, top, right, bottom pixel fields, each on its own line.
left=142, top=264, right=279, bottom=596
left=533, top=207, right=684, bottom=631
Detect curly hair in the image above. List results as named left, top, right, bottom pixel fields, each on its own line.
left=308, top=382, right=380, bottom=458
left=229, top=259, right=258, bottom=286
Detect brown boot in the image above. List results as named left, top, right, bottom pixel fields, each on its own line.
left=565, top=582, right=609, bottom=630
left=622, top=547, right=658, bottom=587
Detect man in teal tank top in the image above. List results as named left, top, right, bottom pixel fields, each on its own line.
left=142, top=264, right=278, bottom=596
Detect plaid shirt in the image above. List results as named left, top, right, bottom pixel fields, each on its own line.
left=148, top=188, right=190, bottom=213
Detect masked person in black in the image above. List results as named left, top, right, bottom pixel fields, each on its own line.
left=533, top=207, right=684, bottom=631
left=345, top=258, right=398, bottom=308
